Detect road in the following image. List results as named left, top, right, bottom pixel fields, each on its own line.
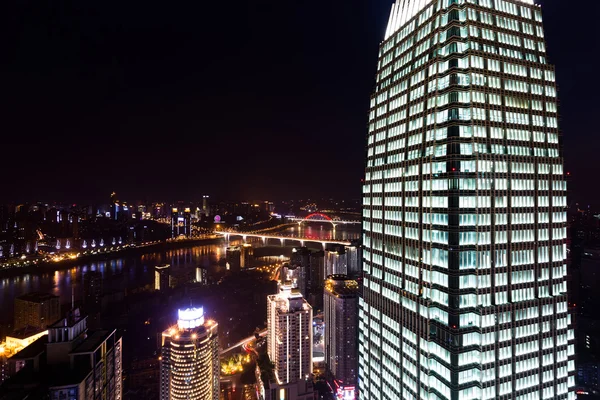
left=221, top=329, right=267, bottom=355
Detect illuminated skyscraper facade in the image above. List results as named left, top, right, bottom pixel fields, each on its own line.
left=360, top=1, right=574, bottom=399
left=160, top=308, right=219, bottom=400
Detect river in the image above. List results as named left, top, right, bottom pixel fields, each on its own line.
left=0, top=223, right=360, bottom=325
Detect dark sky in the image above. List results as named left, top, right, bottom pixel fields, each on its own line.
left=1, top=0, right=598, bottom=205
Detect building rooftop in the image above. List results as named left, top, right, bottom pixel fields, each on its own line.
left=71, top=330, right=113, bottom=354
left=16, top=292, right=58, bottom=303
left=10, top=336, right=47, bottom=360
left=4, top=359, right=91, bottom=389
left=48, top=309, right=85, bottom=329
left=325, top=275, right=359, bottom=297
left=9, top=326, right=46, bottom=340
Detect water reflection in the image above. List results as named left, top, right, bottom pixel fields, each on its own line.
left=0, top=224, right=359, bottom=324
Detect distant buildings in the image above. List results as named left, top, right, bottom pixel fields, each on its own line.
left=324, top=275, right=358, bottom=399
left=171, top=208, right=191, bottom=238
left=160, top=307, right=219, bottom=400
left=288, top=247, right=327, bottom=309
left=324, top=245, right=361, bottom=278
left=240, top=243, right=254, bottom=268
left=282, top=263, right=307, bottom=299
left=2, top=309, right=122, bottom=400
left=155, top=265, right=172, bottom=291
left=254, top=372, right=316, bottom=400
left=225, top=246, right=241, bottom=272
left=324, top=247, right=346, bottom=277
left=267, top=282, right=313, bottom=385
left=83, top=271, right=103, bottom=314
left=195, top=266, right=208, bottom=285
left=14, top=292, right=60, bottom=331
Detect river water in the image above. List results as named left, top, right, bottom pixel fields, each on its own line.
left=0, top=224, right=360, bottom=325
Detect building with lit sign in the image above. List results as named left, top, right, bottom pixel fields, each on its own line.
left=267, top=282, right=313, bottom=385
left=361, top=0, right=575, bottom=399
left=324, top=275, right=358, bottom=400
left=160, top=307, right=219, bottom=400
left=171, top=208, right=191, bottom=238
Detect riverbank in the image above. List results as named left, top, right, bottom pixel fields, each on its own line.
left=0, top=236, right=225, bottom=278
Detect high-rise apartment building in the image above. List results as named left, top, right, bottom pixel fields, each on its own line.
left=267, top=282, right=313, bottom=385
left=83, top=271, right=103, bottom=314
left=160, top=307, right=219, bottom=400
left=225, top=246, right=242, bottom=272
left=14, top=292, right=60, bottom=331
left=155, top=265, right=172, bottom=291
left=3, top=309, right=122, bottom=400
left=361, top=1, right=574, bottom=399
left=324, top=275, right=359, bottom=399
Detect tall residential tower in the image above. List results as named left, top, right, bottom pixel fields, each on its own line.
left=361, top=1, right=574, bottom=399
left=324, top=275, right=359, bottom=399
left=267, top=282, right=313, bottom=385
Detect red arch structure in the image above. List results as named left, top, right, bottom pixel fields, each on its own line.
left=303, top=212, right=333, bottom=222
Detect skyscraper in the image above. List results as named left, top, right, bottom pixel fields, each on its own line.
left=155, top=265, right=172, bottom=291
left=324, top=275, right=359, bottom=399
left=267, top=282, right=313, bottom=385
left=160, top=307, right=219, bottom=400
left=83, top=271, right=103, bottom=314
left=361, top=1, right=574, bottom=399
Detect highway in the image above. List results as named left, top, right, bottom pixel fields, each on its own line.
left=220, top=329, right=267, bottom=355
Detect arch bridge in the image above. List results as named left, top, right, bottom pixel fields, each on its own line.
left=288, top=212, right=360, bottom=228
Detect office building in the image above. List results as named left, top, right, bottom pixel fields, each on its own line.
left=267, top=282, right=313, bottom=385
left=195, top=266, right=208, bottom=285
left=202, top=195, right=210, bottom=216
left=255, top=368, right=316, bottom=400
left=83, top=271, right=103, bottom=314
left=240, top=243, right=254, bottom=268
left=155, top=265, right=172, bottom=291
left=324, top=275, right=358, bottom=399
left=14, top=292, right=60, bottom=331
left=3, top=309, right=122, bottom=400
left=325, top=247, right=347, bottom=276
left=345, top=243, right=361, bottom=278
left=225, top=246, right=241, bottom=272
left=171, top=208, right=191, bottom=238
left=361, top=1, right=574, bottom=399
left=159, top=307, right=219, bottom=400
left=283, top=263, right=307, bottom=298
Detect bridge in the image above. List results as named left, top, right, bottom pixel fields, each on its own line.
left=214, top=231, right=351, bottom=248
left=287, top=212, right=361, bottom=228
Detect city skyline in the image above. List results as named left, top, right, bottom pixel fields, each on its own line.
left=1, top=1, right=599, bottom=206
left=0, top=0, right=597, bottom=399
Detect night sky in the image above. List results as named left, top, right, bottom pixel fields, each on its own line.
left=2, top=0, right=598, bottom=205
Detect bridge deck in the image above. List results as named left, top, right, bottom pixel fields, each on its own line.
left=215, top=231, right=351, bottom=246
